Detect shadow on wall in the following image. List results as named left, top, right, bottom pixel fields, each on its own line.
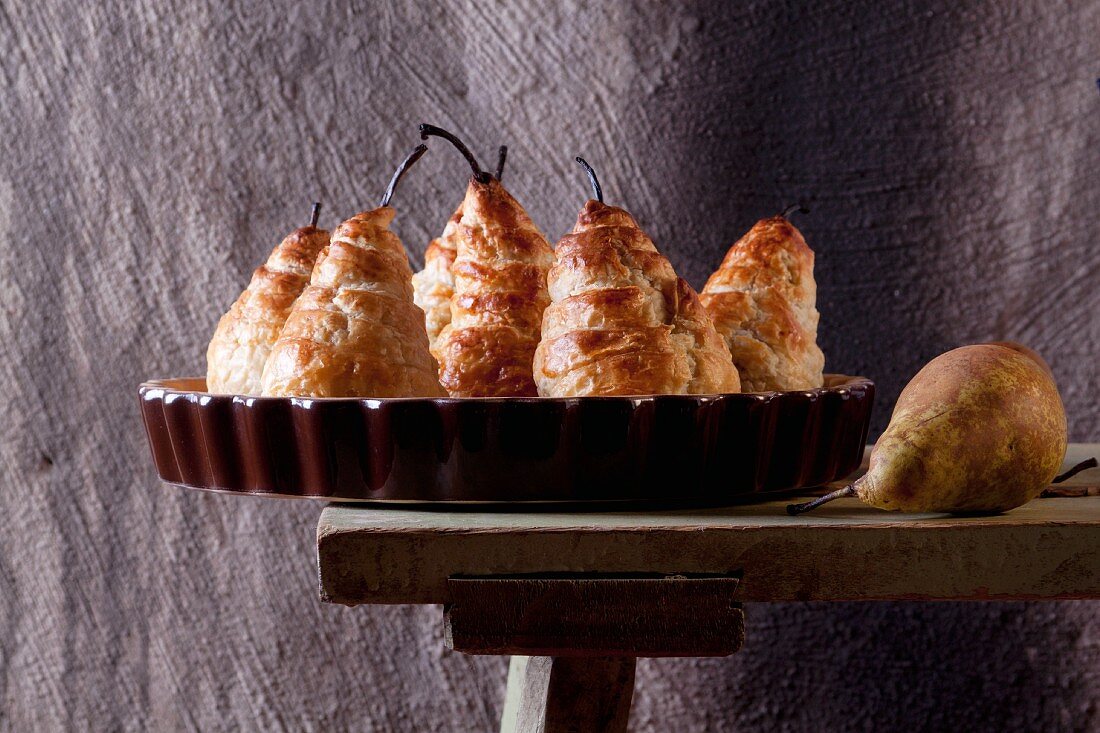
left=622, top=1, right=969, bottom=433
left=618, top=2, right=1097, bottom=731
left=609, top=1, right=1097, bottom=439
left=633, top=601, right=1094, bottom=731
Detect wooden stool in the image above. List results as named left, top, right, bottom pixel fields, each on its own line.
left=316, top=445, right=1100, bottom=731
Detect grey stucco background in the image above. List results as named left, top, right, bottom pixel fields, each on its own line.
left=2, top=0, right=1099, bottom=730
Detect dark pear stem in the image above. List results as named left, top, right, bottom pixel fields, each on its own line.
left=575, top=156, right=603, bottom=203
left=419, top=123, right=490, bottom=183
left=783, top=203, right=809, bottom=219
left=787, top=484, right=856, bottom=515
left=379, top=144, right=429, bottom=207
left=1053, top=457, right=1098, bottom=484
left=495, top=145, right=508, bottom=181
left=309, top=201, right=321, bottom=228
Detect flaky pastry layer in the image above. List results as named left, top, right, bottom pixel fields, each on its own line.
left=535, top=200, right=740, bottom=397
left=700, top=216, right=825, bottom=392
left=431, top=178, right=553, bottom=397
left=206, top=225, right=330, bottom=395
left=261, top=207, right=445, bottom=398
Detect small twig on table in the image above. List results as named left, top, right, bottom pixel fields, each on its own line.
left=1052, top=457, right=1098, bottom=484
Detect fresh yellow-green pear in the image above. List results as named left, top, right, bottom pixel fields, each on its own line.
left=789, top=343, right=1067, bottom=515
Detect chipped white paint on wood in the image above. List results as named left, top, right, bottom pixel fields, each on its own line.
left=499, top=655, right=636, bottom=733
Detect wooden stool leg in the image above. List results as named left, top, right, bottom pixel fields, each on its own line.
left=500, top=655, right=635, bottom=733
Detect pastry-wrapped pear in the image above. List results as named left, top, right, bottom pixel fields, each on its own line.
left=413, top=146, right=508, bottom=352
left=412, top=204, right=463, bottom=350
left=261, top=146, right=445, bottom=398
left=206, top=204, right=329, bottom=395
left=420, top=127, right=553, bottom=397
left=700, top=213, right=824, bottom=392
left=534, top=158, right=740, bottom=397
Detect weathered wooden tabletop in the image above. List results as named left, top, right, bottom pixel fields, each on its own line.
left=318, top=444, right=1100, bottom=605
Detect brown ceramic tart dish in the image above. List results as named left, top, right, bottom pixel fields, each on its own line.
left=139, top=375, right=873, bottom=503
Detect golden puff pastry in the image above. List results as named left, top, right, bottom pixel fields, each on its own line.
left=534, top=159, right=741, bottom=397
left=260, top=146, right=445, bottom=398
left=411, top=203, right=462, bottom=350
left=206, top=205, right=329, bottom=395
left=699, top=214, right=825, bottom=392
left=413, top=147, right=507, bottom=351
left=435, top=178, right=553, bottom=396
left=419, top=127, right=552, bottom=397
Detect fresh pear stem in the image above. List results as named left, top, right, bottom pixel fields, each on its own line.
left=783, top=203, right=809, bottom=218
left=419, top=124, right=490, bottom=183
left=379, top=144, right=429, bottom=207
left=787, top=484, right=856, bottom=515
left=309, top=201, right=322, bottom=228
left=1053, top=457, right=1098, bottom=484
left=575, top=156, right=603, bottom=202
left=495, top=145, right=508, bottom=181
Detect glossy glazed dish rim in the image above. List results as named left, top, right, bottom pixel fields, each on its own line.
left=139, top=374, right=873, bottom=403
left=140, top=374, right=875, bottom=504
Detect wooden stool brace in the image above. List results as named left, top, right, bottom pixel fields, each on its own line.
left=444, top=574, right=744, bottom=732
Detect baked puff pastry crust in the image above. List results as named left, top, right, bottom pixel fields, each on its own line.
left=411, top=204, right=462, bottom=350
left=260, top=207, right=445, bottom=398
left=432, top=179, right=554, bottom=397
left=534, top=201, right=741, bottom=397
left=206, top=224, right=330, bottom=395
left=699, top=215, right=825, bottom=392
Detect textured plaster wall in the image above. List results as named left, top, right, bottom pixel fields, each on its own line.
left=1, top=0, right=1098, bottom=730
